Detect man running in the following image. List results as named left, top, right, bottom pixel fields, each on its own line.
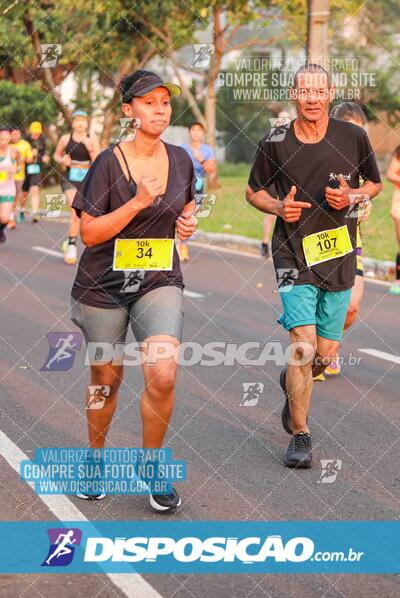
left=0, top=128, right=20, bottom=244
left=54, top=110, right=99, bottom=264
left=22, top=121, right=49, bottom=223
left=8, top=127, right=31, bottom=228
left=246, top=64, right=382, bottom=468
left=181, top=122, right=216, bottom=261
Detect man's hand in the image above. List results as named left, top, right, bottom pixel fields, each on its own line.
left=279, top=185, right=311, bottom=222
left=176, top=210, right=198, bottom=240
left=42, top=154, right=50, bottom=164
left=325, top=174, right=352, bottom=210
left=135, top=175, right=162, bottom=210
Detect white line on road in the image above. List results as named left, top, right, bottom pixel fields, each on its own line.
left=33, top=246, right=205, bottom=298
left=188, top=242, right=393, bottom=287
left=33, top=246, right=64, bottom=258
left=0, top=430, right=162, bottom=598
left=359, top=349, right=400, bottom=365
left=184, top=290, right=204, bottom=298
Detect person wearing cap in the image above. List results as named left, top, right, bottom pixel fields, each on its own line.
left=0, top=127, right=21, bottom=244
left=69, top=70, right=198, bottom=511
left=7, top=127, right=32, bottom=228
left=54, top=110, right=100, bottom=264
left=21, top=121, right=49, bottom=223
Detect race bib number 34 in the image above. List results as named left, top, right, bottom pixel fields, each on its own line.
left=113, top=238, right=174, bottom=271
left=302, top=226, right=353, bottom=267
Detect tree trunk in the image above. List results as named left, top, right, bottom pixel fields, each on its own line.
left=307, top=0, right=330, bottom=62
left=100, top=110, right=118, bottom=149
left=205, top=6, right=223, bottom=189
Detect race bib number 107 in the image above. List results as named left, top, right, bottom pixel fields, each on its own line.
left=302, top=226, right=353, bottom=267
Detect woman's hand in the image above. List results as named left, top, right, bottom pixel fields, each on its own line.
left=176, top=210, right=198, bottom=240
left=61, top=154, right=72, bottom=167
left=135, top=175, right=163, bottom=210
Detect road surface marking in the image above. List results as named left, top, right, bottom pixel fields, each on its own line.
left=33, top=246, right=64, bottom=258
left=359, top=349, right=400, bottom=365
left=32, top=246, right=205, bottom=298
left=189, top=242, right=392, bottom=286
left=0, top=430, right=162, bottom=598
left=184, top=290, right=204, bottom=298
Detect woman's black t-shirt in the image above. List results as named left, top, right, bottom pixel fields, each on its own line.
left=71, top=142, right=196, bottom=308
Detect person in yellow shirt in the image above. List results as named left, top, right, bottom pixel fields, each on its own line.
left=8, top=127, right=32, bottom=228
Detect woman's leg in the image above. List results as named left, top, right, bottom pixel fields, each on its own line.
left=86, top=363, right=124, bottom=448
left=129, top=286, right=184, bottom=448
left=140, top=335, right=180, bottom=448
left=0, top=200, right=13, bottom=241
left=70, top=299, right=129, bottom=447
left=65, top=187, right=80, bottom=238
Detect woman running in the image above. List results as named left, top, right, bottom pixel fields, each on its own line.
left=0, top=128, right=20, bottom=244
left=54, top=110, right=100, bottom=264
left=70, top=70, right=197, bottom=511
left=386, top=146, right=400, bottom=295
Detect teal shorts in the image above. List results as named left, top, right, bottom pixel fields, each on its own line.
left=0, top=195, right=14, bottom=203
left=278, top=284, right=352, bottom=341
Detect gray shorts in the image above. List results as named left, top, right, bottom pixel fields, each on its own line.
left=70, top=286, right=184, bottom=363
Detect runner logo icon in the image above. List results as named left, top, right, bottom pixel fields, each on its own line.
left=239, top=382, right=264, bottom=406
left=317, top=459, right=343, bottom=483
left=42, top=528, right=82, bottom=567
left=41, top=332, right=82, bottom=371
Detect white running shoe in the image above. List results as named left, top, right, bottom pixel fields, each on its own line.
left=64, top=243, right=78, bottom=265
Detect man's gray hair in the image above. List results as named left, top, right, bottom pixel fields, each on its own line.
left=293, top=63, right=331, bottom=88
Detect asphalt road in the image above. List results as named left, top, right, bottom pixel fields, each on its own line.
left=1, top=219, right=399, bottom=597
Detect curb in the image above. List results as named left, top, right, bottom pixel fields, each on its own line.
left=194, top=229, right=396, bottom=281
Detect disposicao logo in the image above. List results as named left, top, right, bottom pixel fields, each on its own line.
left=83, top=535, right=315, bottom=563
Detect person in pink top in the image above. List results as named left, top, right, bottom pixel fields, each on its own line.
left=0, top=128, right=20, bottom=244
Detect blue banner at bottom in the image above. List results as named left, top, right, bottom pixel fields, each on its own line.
left=1, top=521, right=398, bottom=574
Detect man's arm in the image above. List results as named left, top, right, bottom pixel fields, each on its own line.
left=246, top=185, right=311, bottom=222
left=325, top=175, right=382, bottom=211
left=246, top=185, right=282, bottom=216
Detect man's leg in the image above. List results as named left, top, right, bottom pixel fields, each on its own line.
left=30, top=185, right=40, bottom=220
left=286, top=324, right=317, bottom=434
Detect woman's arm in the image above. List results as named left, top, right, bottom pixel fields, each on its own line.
left=80, top=175, right=162, bottom=247
left=54, top=135, right=70, bottom=165
left=176, top=199, right=197, bottom=240
left=386, top=156, right=400, bottom=185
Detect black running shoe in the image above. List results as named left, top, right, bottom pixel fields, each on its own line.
left=280, top=369, right=309, bottom=435
left=284, top=432, right=312, bottom=468
left=76, top=456, right=105, bottom=500
left=76, top=490, right=106, bottom=500
left=0, top=228, right=7, bottom=244
left=150, top=487, right=181, bottom=512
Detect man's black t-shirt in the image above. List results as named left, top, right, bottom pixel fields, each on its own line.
left=248, top=118, right=381, bottom=291
left=71, top=142, right=195, bottom=308
left=25, top=135, right=46, bottom=163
